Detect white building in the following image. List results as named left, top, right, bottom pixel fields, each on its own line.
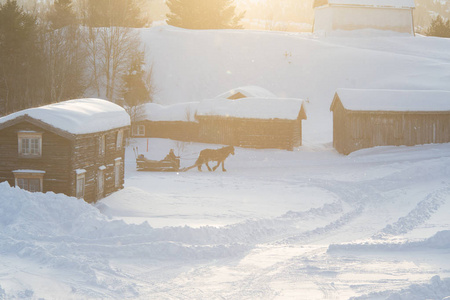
left=313, top=0, right=415, bottom=35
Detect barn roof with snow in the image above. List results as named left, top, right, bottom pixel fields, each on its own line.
left=313, top=0, right=415, bottom=35
left=142, top=102, right=199, bottom=122
left=313, top=0, right=415, bottom=8
left=0, top=99, right=130, bottom=137
left=215, top=86, right=277, bottom=100
left=331, top=89, right=450, bottom=112
left=197, top=97, right=307, bottom=120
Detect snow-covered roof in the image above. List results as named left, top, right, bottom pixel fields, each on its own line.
left=0, top=98, right=130, bottom=135
left=143, top=102, right=199, bottom=122
left=314, top=0, right=415, bottom=8
left=197, top=97, right=307, bottom=120
left=332, top=89, right=450, bottom=112
left=215, top=86, right=277, bottom=99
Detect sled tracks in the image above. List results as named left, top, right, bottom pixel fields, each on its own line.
left=375, top=186, right=450, bottom=238
left=277, top=179, right=371, bottom=245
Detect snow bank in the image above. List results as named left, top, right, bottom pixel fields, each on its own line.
left=327, top=230, right=450, bottom=252
left=196, top=97, right=305, bottom=120
left=352, top=276, right=450, bottom=300
left=0, top=182, right=251, bottom=264
left=334, top=89, right=450, bottom=112
left=0, top=98, right=130, bottom=135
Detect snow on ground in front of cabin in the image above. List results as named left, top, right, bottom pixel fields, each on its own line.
left=1, top=27, right=450, bottom=299
left=2, top=138, right=449, bottom=299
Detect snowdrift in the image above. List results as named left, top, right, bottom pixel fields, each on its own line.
left=0, top=182, right=252, bottom=264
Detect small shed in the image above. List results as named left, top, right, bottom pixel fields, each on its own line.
left=0, top=99, right=130, bottom=202
left=131, top=102, right=199, bottom=142
left=197, top=97, right=307, bottom=150
left=313, top=0, right=415, bottom=35
left=330, top=89, right=450, bottom=154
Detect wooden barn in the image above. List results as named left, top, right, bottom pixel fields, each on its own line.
left=313, top=0, right=415, bottom=35
left=0, top=99, right=130, bottom=203
left=196, top=97, right=307, bottom=151
left=330, top=89, right=450, bottom=155
left=131, top=102, right=199, bottom=142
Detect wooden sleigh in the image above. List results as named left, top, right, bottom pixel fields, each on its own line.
left=134, top=147, right=181, bottom=172
left=136, top=154, right=180, bottom=172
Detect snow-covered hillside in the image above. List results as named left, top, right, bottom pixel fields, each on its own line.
left=1, top=27, right=450, bottom=299
left=141, top=26, right=450, bottom=144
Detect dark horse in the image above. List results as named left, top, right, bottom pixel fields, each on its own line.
left=195, top=145, right=235, bottom=172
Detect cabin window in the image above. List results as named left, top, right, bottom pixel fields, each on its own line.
left=76, top=171, right=86, bottom=199
left=13, top=170, right=44, bottom=193
left=116, top=130, right=123, bottom=150
left=18, top=132, right=42, bottom=157
left=114, top=159, right=121, bottom=188
left=97, top=167, right=105, bottom=198
left=132, top=125, right=145, bottom=136
left=98, top=135, right=105, bottom=156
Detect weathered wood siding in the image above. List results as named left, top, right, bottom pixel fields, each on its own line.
left=198, top=117, right=237, bottom=145
left=71, top=128, right=127, bottom=203
left=332, top=103, right=450, bottom=154
left=0, top=120, right=127, bottom=203
left=0, top=121, right=72, bottom=195
left=143, top=121, right=199, bottom=142
left=197, top=116, right=303, bottom=151
left=236, top=119, right=301, bottom=150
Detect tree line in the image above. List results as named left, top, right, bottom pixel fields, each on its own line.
left=0, top=0, right=154, bottom=116
left=2, top=0, right=447, bottom=117
left=0, top=0, right=245, bottom=117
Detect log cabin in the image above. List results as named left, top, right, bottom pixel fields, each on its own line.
left=196, top=97, right=307, bottom=151
left=131, top=102, right=199, bottom=142
left=330, top=89, right=450, bottom=155
left=0, top=99, right=130, bottom=203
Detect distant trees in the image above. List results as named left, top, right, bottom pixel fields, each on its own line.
left=0, top=0, right=45, bottom=114
left=79, top=0, right=148, bottom=103
left=0, top=0, right=154, bottom=116
left=81, top=0, right=147, bottom=28
left=44, top=0, right=87, bottom=103
left=425, top=15, right=450, bottom=38
left=166, top=0, right=245, bottom=29
left=121, top=50, right=153, bottom=126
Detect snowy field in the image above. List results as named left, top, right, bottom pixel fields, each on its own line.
left=1, top=139, right=450, bottom=299
left=1, top=26, right=450, bottom=299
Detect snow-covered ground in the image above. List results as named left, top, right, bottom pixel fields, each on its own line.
left=1, top=26, right=450, bottom=299
left=1, top=139, right=450, bottom=299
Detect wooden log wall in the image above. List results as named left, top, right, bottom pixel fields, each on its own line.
left=0, top=121, right=72, bottom=195
left=71, top=128, right=126, bottom=203
left=333, top=108, right=450, bottom=154
left=145, top=121, right=200, bottom=142
left=197, top=116, right=303, bottom=151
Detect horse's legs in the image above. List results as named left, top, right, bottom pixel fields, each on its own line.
left=213, top=161, right=221, bottom=171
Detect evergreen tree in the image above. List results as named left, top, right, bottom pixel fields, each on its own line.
left=0, top=0, right=44, bottom=114
left=166, top=0, right=245, bottom=29
left=84, top=0, right=146, bottom=28
left=121, top=50, right=152, bottom=125
left=47, top=0, right=77, bottom=30
left=425, top=15, right=450, bottom=38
